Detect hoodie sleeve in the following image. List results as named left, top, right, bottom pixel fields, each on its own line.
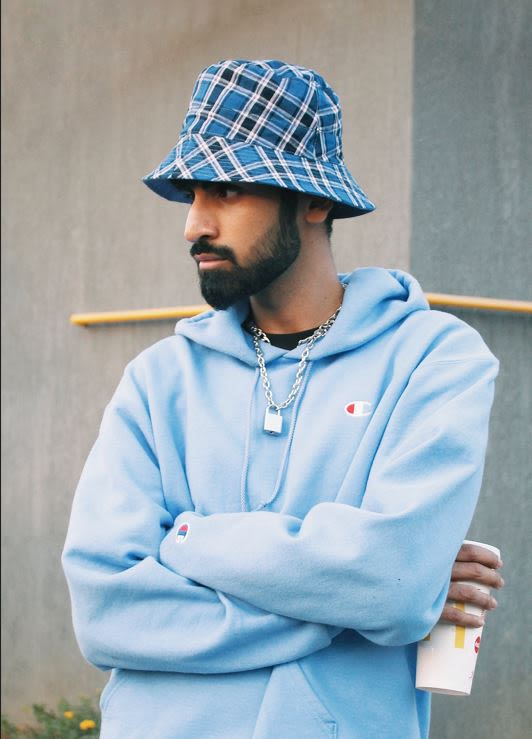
left=62, top=361, right=339, bottom=674
left=162, top=349, right=498, bottom=647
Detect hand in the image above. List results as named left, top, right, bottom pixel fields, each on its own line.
left=439, top=542, right=505, bottom=628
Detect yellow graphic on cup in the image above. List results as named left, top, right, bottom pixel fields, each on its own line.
left=422, top=602, right=465, bottom=648
left=454, top=603, right=465, bottom=648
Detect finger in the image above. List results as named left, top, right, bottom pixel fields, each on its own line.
left=439, top=604, right=485, bottom=628
left=450, top=561, right=505, bottom=589
left=447, top=582, right=498, bottom=610
left=455, top=542, right=503, bottom=568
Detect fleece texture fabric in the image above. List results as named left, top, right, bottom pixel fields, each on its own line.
left=62, top=268, right=498, bottom=739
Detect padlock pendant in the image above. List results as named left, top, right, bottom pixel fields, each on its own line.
left=264, top=408, right=283, bottom=435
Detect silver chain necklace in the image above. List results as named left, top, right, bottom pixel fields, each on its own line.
left=247, top=286, right=346, bottom=435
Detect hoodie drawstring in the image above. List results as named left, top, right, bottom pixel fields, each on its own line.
left=240, top=368, right=259, bottom=512
left=240, top=361, right=313, bottom=512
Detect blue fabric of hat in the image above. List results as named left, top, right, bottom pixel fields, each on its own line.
left=143, top=59, right=375, bottom=219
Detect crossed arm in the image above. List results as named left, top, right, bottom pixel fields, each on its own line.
left=62, top=367, right=340, bottom=674
left=63, top=349, right=502, bottom=673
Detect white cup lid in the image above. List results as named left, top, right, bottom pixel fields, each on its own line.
left=463, top=540, right=501, bottom=559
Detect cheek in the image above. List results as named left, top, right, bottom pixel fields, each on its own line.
left=235, top=199, right=280, bottom=234
left=226, top=211, right=278, bottom=249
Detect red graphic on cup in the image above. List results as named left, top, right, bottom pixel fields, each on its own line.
left=474, top=636, right=481, bottom=654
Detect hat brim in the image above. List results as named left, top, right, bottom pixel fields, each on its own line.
left=143, top=134, right=375, bottom=219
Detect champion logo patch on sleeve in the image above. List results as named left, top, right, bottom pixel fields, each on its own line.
left=345, top=401, right=372, bottom=417
left=176, top=523, right=189, bottom=543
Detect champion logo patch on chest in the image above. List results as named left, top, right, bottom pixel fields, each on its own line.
left=344, top=401, right=372, bottom=417
left=176, top=523, right=189, bottom=543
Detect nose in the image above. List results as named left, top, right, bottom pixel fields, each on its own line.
left=183, top=191, right=219, bottom=243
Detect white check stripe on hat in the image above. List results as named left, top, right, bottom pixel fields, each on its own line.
left=273, top=155, right=302, bottom=192
left=300, top=158, right=324, bottom=196
left=279, top=81, right=317, bottom=155
left=219, top=140, right=249, bottom=179
left=195, top=137, right=227, bottom=179
left=192, top=64, right=234, bottom=136
left=255, top=147, right=286, bottom=189
left=229, top=70, right=280, bottom=140
left=200, top=69, right=311, bottom=126
left=314, top=159, right=338, bottom=200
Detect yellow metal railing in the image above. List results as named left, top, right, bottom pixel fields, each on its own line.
left=423, top=293, right=532, bottom=314
left=70, top=294, right=532, bottom=326
left=70, top=305, right=207, bottom=326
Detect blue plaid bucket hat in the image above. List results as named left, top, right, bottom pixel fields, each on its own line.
left=143, top=59, right=375, bottom=218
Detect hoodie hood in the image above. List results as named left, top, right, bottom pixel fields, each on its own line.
left=175, top=268, right=430, bottom=364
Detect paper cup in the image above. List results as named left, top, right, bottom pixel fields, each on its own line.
left=416, top=540, right=500, bottom=696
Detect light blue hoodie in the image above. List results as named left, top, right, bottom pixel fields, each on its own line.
left=62, top=268, right=498, bottom=739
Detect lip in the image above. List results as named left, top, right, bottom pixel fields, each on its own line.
left=194, top=254, right=230, bottom=269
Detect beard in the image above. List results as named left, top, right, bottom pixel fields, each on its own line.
left=190, top=196, right=301, bottom=310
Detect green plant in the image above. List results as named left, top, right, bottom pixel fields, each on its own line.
left=1, top=696, right=99, bottom=738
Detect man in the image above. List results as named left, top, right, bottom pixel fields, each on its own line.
left=63, top=60, right=503, bottom=738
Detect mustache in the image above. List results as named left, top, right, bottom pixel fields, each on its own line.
left=190, top=240, right=236, bottom=263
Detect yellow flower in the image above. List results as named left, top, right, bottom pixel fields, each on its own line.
left=63, top=711, right=75, bottom=719
left=79, top=719, right=96, bottom=730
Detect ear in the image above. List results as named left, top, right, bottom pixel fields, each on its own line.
left=303, top=196, right=334, bottom=225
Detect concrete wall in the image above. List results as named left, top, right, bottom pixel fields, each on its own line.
left=411, top=2, right=532, bottom=736
left=2, top=0, right=529, bottom=735
left=1, top=0, right=414, bottom=721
